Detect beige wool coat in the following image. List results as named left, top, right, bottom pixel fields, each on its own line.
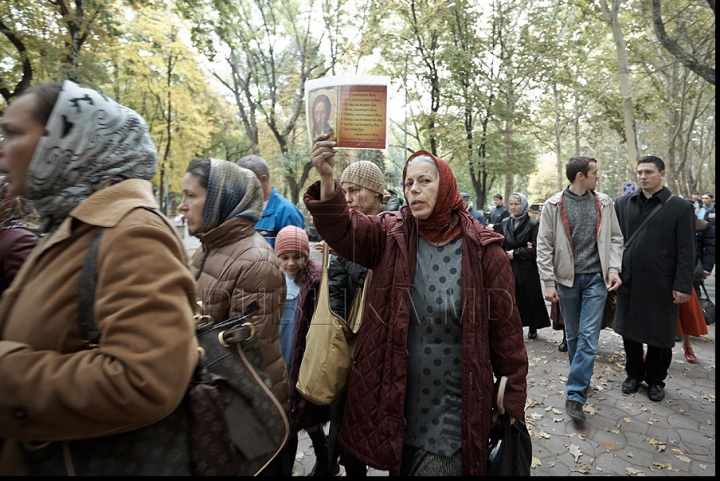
left=192, top=216, right=290, bottom=418
left=0, top=179, right=198, bottom=475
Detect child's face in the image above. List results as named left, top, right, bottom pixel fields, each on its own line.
left=278, top=252, right=307, bottom=276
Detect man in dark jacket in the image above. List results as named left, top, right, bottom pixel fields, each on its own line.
left=487, top=193, right=510, bottom=229
left=613, top=156, right=695, bottom=402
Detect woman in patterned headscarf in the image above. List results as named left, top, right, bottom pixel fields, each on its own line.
left=178, top=157, right=291, bottom=475
left=304, top=133, right=529, bottom=477
left=495, top=192, right=551, bottom=340
left=0, top=176, right=40, bottom=293
left=0, top=80, right=197, bottom=475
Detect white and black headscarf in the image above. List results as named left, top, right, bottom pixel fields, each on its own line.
left=25, top=80, right=157, bottom=232
left=200, top=158, right=263, bottom=233
left=509, top=192, right=529, bottom=228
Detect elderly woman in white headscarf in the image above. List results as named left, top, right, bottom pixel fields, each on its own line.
left=495, top=192, right=550, bottom=339
left=0, top=80, right=198, bottom=475
left=178, top=158, right=292, bottom=475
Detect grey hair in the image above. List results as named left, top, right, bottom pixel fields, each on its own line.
left=406, top=154, right=439, bottom=178
left=236, top=155, right=270, bottom=182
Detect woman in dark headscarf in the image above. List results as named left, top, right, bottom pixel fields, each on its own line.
left=178, top=158, right=291, bottom=476
left=0, top=80, right=197, bottom=475
left=495, top=192, right=551, bottom=339
left=304, top=134, right=529, bottom=477
left=0, top=177, right=40, bottom=293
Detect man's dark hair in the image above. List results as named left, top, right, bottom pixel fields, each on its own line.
left=566, top=156, right=597, bottom=183
left=703, top=192, right=714, bottom=199
left=638, top=155, right=665, bottom=172
left=493, top=193, right=502, bottom=200
left=186, top=158, right=211, bottom=189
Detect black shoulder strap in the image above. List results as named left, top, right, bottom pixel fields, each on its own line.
left=78, top=228, right=105, bottom=348
left=623, top=194, right=673, bottom=250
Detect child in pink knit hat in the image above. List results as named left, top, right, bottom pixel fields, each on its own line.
left=274, top=226, right=339, bottom=475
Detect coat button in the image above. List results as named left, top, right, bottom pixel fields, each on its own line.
left=13, top=409, right=27, bottom=420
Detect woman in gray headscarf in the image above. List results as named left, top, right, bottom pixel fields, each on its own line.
left=178, top=158, right=292, bottom=475
left=0, top=80, right=197, bottom=475
left=495, top=192, right=550, bottom=339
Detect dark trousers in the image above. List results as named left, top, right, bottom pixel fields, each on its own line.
left=623, top=338, right=673, bottom=386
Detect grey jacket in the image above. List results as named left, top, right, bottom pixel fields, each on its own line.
left=536, top=189, right=624, bottom=288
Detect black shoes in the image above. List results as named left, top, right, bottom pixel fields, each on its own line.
left=647, top=384, right=665, bottom=402
left=528, top=328, right=537, bottom=339
left=558, top=339, right=568, bottom=352
left=565, top=400, right=586, bottom=423
left=675, top=335, right=682, bottom=342
left=622, top=377, right=640, bottom=394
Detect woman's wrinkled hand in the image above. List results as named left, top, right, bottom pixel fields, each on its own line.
left=309, top=133, right=338, bottom=179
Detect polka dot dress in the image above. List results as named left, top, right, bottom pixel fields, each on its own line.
left=404, top=237, right=463, bottom=457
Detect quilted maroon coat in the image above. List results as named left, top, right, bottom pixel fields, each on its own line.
left=304, top=180, right=528, bottom=476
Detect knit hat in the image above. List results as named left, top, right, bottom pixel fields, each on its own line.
left=340, top=161, right=385, bottom=195
left=275, top=226, right=310, bottom=258
left=460, top=192, right=470, bottom=202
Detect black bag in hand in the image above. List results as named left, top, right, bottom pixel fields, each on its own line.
left=697, top=282, right=715, bottom=326
left=488, top=376, right=532, bottom=476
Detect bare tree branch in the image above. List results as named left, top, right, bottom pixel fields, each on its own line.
left=650, top=0, right=715, bottom=85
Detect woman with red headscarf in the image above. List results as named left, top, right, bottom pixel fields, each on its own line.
left=304, top=134, right=528, bottom=476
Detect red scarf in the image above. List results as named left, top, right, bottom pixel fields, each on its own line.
left=402, top=150, right=469, bottom=244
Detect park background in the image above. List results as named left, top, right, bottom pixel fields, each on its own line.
left=0, top=0, right=714, bottom=217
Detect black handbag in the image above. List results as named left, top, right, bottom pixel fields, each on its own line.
left=488, top=376, right=532, bottom=476
left=697, top=282, right=715, bottom=326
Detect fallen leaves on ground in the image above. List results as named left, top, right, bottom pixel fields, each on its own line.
left=624, top=467, right=645, bottom=475
left=568, top=444, right=583, bottom=463
left=647, top=437, right=667, bottom=452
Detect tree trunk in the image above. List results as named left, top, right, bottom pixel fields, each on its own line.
left=553, top=82, right=564, bottom=191
left=600, top=0, right=640, bottom=180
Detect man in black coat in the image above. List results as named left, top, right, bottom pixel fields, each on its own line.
left=613, top=156, right=696, bottom=402
left=487, top=193, right=510, bottom=229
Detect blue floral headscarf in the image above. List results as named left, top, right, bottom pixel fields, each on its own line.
left=200, top=158, right=263, bottom=232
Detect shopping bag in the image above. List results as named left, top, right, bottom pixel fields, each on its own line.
left=488, top=376, right=532, bottom=476
left=296, top=243, right=368, bottom=405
